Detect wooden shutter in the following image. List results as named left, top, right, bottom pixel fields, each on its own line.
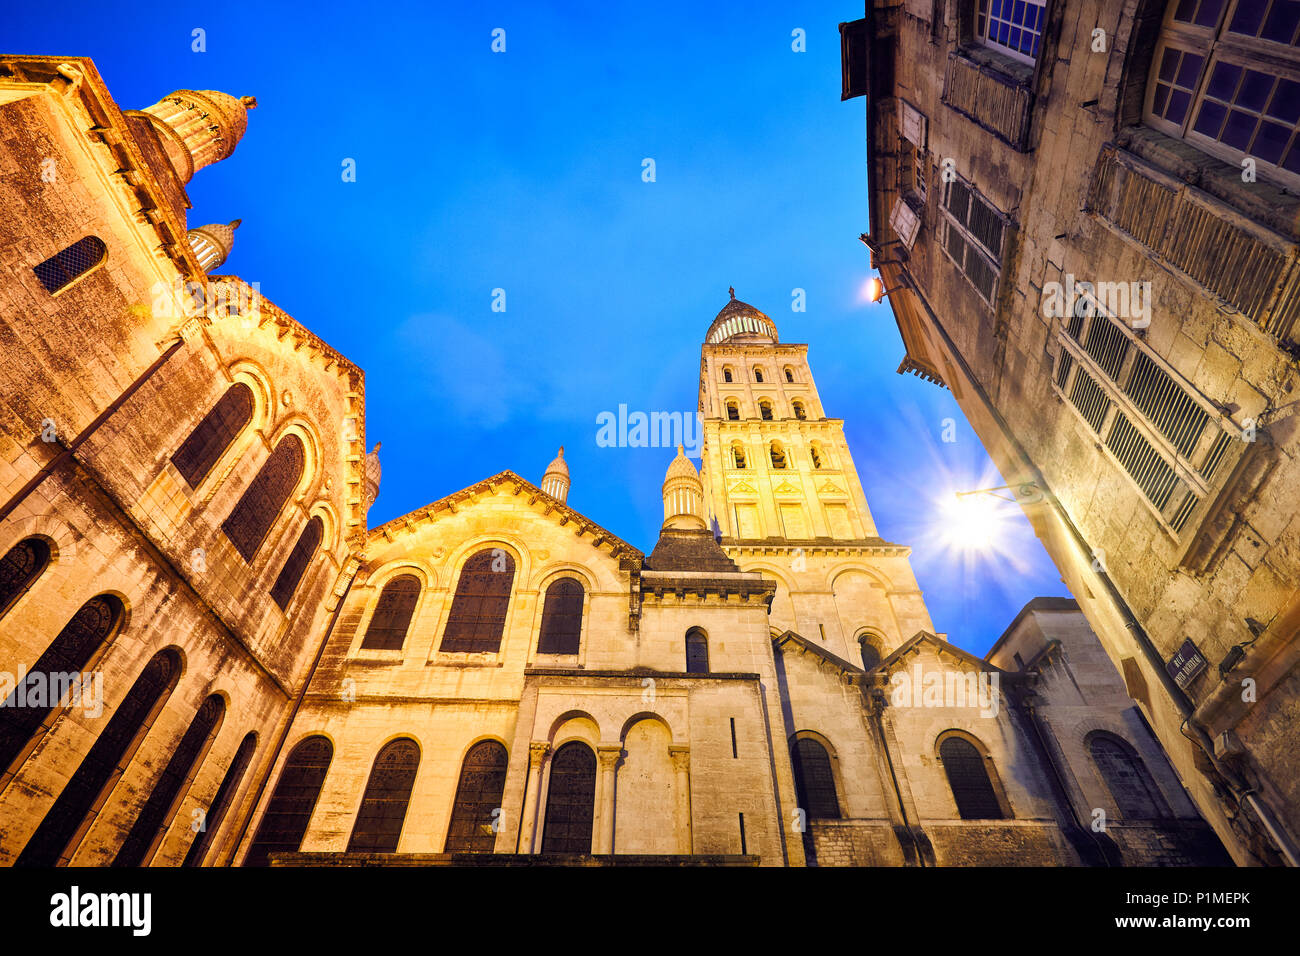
left=839, top=19, right=870, bottom=100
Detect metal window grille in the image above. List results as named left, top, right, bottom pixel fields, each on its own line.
left=444, top=741, right=509, bottom=853
left=16, top=649, right=180, bottom=866
left=243, top=736, right=333, bottom=867
left=440, top=550, right=516, bottom=653
left=172, top=383, right=254, bottom=488
left=270, top=517, right=324, bottom=610
left=939, top=736, right=1005, bottom=819
left=541, top=742, right=596, bottom=854
left=347, top=739, right=420, bottom=853
left=537, top=578, right=584, bottom=654
left=32, top=237, right=107, bottom=294
left=222, top=435, right=305, bottom=563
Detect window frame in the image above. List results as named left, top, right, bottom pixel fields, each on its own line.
left=938, top=175, right=1009, bottom=307
left=974, top=0, right=1049, bottom=66
left=1144, top=0, right=1300, bottom=190
left=1051, top=292, right=1243, bottom=539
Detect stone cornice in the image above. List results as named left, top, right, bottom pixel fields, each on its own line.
left=722, top=538, right=911, bottom=558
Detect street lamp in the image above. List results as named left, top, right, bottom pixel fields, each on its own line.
left=943, top=482, right=1043, bottom=552
left=862, top=275, right=907, bottom=304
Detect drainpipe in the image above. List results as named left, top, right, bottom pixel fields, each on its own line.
left=900, top=270, right=1299, bottom=866
left=1007, top=672, right=1122, bottom=866
left=226, top=561, right=359, bottom=865
left=862, top=685, right=930, bottom=866
left=0, top=336, right=186, bottom=526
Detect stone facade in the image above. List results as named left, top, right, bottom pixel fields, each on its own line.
left=0, top=52, right=1229, bottom=867
left=846, top=0, right=1300, bottom=864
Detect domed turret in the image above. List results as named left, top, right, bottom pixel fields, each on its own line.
left=542, top=446, right=569, bottom=503
left=140, top=90, right=257, bottom=183
left=705, top=287, right=778, bottom=345
left=186, top=219, right=240, bottom=272
left=662, top=445, right=706, bottom=530
left=364, top=442, right=382, bottom=509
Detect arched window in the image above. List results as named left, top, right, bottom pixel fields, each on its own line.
left=770, top=441, right=787, bottom=469
left=348, top=738, right=420, bottom=853
left=1089, top=732, right=1171, bottom=820
left=440, top=550, right=516, bottom=653
left=1147, top=0, right=1300, bottom=188
left=222, top=434, right=305, bottom=563
left=270, top=516, right=324, bottom=610
left=939, top=735, right=1006, bottom=819
left=0, top=536, right=52, bottom=620
left=685, top=627, right=710, bottom=673
left=15, top=649, right=181, bottom=867
left=726, top=400, right=740, bottom=421
left=723, top=367, right=734, bottom=383
left=785, top=367, right=796, bottom=383
left=113, top=694, right=226, bottom=866
left=759, top=399, right=774, bottom=421
left=810, top=444, right=824, bottom=469
left=537, top=578, right=584, bottom=654
left=360, top=574, right=421, bottom=651
left=183, top=731, right=257, bottom=866
left=793, top=400, right=807, bottom=420
left=541, top=741, right=596, bottom=854
left=33, top=236, right=107, bottom=294
left=445, top=740, right=509, bottom=852
left=859, top=638, right=881, bottom=670
left=171, top=383, right=254, bottom=488
left=754, top=367, right=765, bottom=383
left=732, top=441, right=747, bottom=469
left=791, top=737, right=841, bottom=819
left=976, top=0, right=1047, bottom=65
left=0, top=593, right=124, bottom=774
left=243, top=735, right=333, bottom=866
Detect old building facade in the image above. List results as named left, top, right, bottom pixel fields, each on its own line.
left=843, top=0, right=1300, bottom=865
left=0, top=53, right=1227, bottom=866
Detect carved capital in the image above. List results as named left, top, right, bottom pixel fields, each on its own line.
left=596, top=745, right=622, bottom=770
left=528, top=742, right=551, bottom=769
left=669, top=745, right=691, bottom=772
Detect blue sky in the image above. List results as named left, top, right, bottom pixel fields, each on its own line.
left=14, top=0, right=1069, bottom=654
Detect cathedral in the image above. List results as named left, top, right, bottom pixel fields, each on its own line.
left=0, top=54, right=1230, bottom=866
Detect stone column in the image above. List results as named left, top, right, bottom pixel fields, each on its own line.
left=669, top=745, right=692, bottom=855
left=595, top=745, right=622, bottom=855
left=520, top=742, right=550, bottom=853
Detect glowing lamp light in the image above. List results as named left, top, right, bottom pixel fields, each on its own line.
left=863, top=276, right=886, bottom=303
left=942, top=492, right=1007, bottom=553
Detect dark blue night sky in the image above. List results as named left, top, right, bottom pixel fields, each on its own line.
left=11, top=0, right=1070, bottom=654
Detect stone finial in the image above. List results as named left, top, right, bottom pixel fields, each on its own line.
left=662, top=446, right=706, bottom=531
left=542, top=446, right=570, bottom=503
left=186, top=218, right=241, bottom=272
left=364, top=442, right=382, bottom=509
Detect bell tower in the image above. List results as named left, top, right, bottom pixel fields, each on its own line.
left=697, top=289, right=936, bottom=662
left=698, top=290, right=879, bottom=545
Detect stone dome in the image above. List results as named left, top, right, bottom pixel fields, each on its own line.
left=364, top=442, right=381, bottom=509
left=705, top=287, right=778, bottom=345
left=662, top=445, right=706, bottom=530
left=140, top=90, right=257, bottom=183
left=541, top=446, right=570, bottom=503
left=186, top=219, right=240, bottom=272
